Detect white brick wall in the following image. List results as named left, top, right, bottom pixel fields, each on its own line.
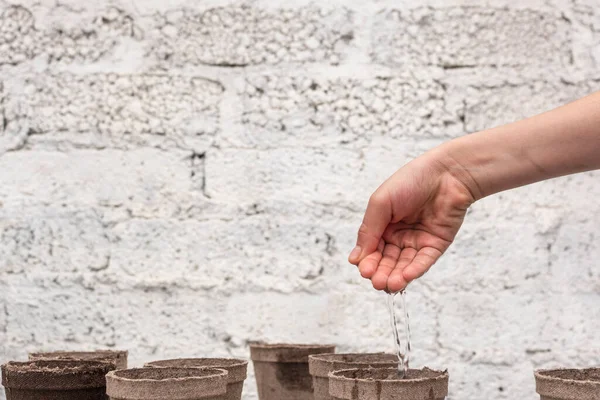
left=1, top=1, right=599, bottom=399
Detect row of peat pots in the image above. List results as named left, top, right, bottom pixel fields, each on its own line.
left=1, top=344, right=598, bottom=399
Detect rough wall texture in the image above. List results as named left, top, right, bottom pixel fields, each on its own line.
left=1, top=0, right=599, bottom=399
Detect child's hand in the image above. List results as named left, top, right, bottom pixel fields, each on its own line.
left=348, top=152, right=475, bottom=292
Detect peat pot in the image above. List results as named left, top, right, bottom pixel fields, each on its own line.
left=309, top=353, right=398, bottom=400
left=1, top=359, right=114, bottom=400
left=106, top=367, right=228, bottom=400
left=535, top=368, right=600, bottom=400
left=329, top=367, right=449, bottom=400
left=250, top=343, right=335, bottom=400
left=145, top=358, right=248, bottom=400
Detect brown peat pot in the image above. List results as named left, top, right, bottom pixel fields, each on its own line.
left=535, top=368, right=600, bottom=400
left=145, top=358, right=248, bottom=400
left=29, top=350, right=128, bottom=370
left=106, top=367, right=228, bottom=400
left=250, top=342, right=336, bottom=400
left=328, top=367, right=449, bottom=400
left=309, top=353, right=398, bottom=400
left=1, top=359, right=115, bottom=400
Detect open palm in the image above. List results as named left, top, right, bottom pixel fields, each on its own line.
left=349, top=157, right=475, bottom=292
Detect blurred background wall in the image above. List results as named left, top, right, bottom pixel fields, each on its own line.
left=1, top=0, right=599, bottom=398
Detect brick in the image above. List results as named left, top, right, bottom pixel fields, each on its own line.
left=7, top=73, right=223, bottom=151
left=372, top=7, right=571, bottom=68
left=206, top=147, right=409, bottom=209
left=545, top=181, right=600, bottom=294
left=0, top=5, right=37, bottom=65
left=437, top=291, right=549, bottom=363
left=572, top=1, right=600, bottom=68
left=0, top=206, right=110, bottom=275
left=463, top=79, right=600, bottom=131
left=429, top=213, right=551, bottom=294
left=148, top=6, right=352, bottom=67
left=534, top=293, right=600, bottom=366
left=0, top=5, right=141, bottom=65
left=550, top=219, right=600, bottom=291
left=0, top=148, right=197, bottom=218
left=108, top=214, right=355, bottom=293
left=232, top=74, right=462, bottom=148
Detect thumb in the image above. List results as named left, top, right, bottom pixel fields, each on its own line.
left=349, top=189, right=393, bottom=264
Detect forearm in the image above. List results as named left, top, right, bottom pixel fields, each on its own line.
left=433, top=91, right=600, bottom=200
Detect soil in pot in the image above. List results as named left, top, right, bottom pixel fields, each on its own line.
left=144, top=358, right=248, bottom=400
left=1, top=359, right=115, bottom=400
left=250, top=342, right=336, bottom=400
left=105, top=367, right=228, bottom=400
left=535, top=368, right=600, bottom=400
left=309, top=353, right=398, bottom=400
left=328, top=367, right=449, bottom=400
left=29, top=350, right=128, bottom=370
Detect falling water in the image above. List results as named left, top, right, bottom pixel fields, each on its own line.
left=387, top=290, right=411, bottom=377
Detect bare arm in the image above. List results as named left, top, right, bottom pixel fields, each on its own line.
left=435, top=91, right=600, bottom=201
left=349, top=91, right=600, bottom=292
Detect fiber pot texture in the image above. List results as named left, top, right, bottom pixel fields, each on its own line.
left=535, top=368, right=600, bottom=400
left=328, top=367, right=449, bottom=400
left=250, top=343, right=336, bottom=400
left=309, top=353, right=399, bottom=400
left=105, top=367, right=228, bottom=400
left=29, top=350, right=128, bottom=370
left=1, top=359, right=115, bottom=400
left=144, top=358, right=248, bottom=400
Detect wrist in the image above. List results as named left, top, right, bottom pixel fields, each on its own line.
left=431, top=126, right=538, bottom=200
left=427, top=140, right=485, bottom=202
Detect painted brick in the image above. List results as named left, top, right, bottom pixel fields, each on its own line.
left=0, top=206, right=110, bottom=275
left=107, top=214, right=356, bottom=293
left=0, top=5, right=141, bottom=65
left=463, top=79, right=600, bottom=131
left=0, top=148, right=197, bottom=218
left=206, top=146, right=410, bottom=209
left=148, top=5, right=352, bottom=67
left=234, top=74, right=462, bottom=149
left=372, top=7, right=571, bottom=68
left=6, top=74, right=223, bottom=151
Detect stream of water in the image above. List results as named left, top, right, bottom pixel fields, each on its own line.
left=387, top=290, right=411, bottom=377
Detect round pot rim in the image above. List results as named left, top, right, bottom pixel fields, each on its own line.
left=329, top=367, right=449, bottom=383
left=144, top=358, right=248, bottom=383
left=107, top=367, right=228, bottom=383
left=535, top=368, right=600, bottom=385
left=535, top=367, right=600, bottom=399
left=29, top=350, right=128, bottom=359
left=328, top=367, right=449, bottom=400
left=250, top=342, right=336, bottom=363
left=1, top=360, right=114, bottom=390
left=145, top=358, right=247, bottom=368
left=249, top=342, right=336, bottom=350
left=106, top=367, right=228, bottom=399
left=309, top=353, right=398, bottom=378
left=2, top=359, right=113, bottom=375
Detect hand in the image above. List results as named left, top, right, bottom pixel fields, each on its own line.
left=348, top=151, right=476, bottom=292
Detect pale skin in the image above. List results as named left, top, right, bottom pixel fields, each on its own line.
left=349, top=91, right=600, bottom=293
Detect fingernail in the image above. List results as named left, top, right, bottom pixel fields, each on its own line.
left=349, top=246, right=361, bottom=261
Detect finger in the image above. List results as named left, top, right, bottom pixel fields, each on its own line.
left=358, top=239, right=384, bottom=278
left=349, top=189, right=393, bottom=265
left=402, top=247, right=443, bottom=283
left=387, top=247, right=417, bottom=292
left=371, top=243, right=401, bottom=291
